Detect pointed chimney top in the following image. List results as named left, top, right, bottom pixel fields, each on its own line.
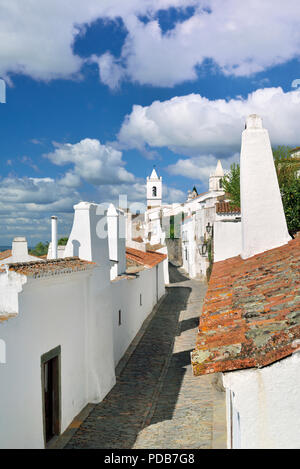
left=246, top=114, right=263, bottom=129
left=240, top=114, right=291, bottom=259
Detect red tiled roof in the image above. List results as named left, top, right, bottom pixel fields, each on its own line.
left=126, top=247, right=167, bottom=268
left=290, top=147, right=300, bottom=153
left=216, top=202, right=240, bottom=214
left=0, top=249, right=12, bottom=261
left=0, top=313, right=17, bottom=323
left=6, top=257, right=95, bottom=278
left=132, top=236, right=144, bottom=243
left=191, top=235, right=300, bottom=376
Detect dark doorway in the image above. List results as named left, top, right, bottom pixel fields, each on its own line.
left=41, top=346, right=61, bottom=445
left=156, top=265, right=159, bottom=302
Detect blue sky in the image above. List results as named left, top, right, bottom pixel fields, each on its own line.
left=0, top=0, right=300, bottom=245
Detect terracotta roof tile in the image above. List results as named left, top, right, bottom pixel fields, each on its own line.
left=191, top=235, right=300, bottom=376
left=126, top=247, right=167, bottom=269
left=6, top=257, right=95, bottom=278
left=216, top=202, right=240, bottom=214
left=0, top=249, right=12, bottom=261
left=132, top=236, right=144, bottom=243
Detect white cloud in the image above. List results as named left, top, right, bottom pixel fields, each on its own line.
left=0, top=0, right=195, bottom=82
left=2, top=1, right=300, bottom=87
left=118, top=87, right=300, bottom=156
left=46, top=138, right=135, bottom=185
left=0, top=176, right=80, bottom=244
left=95, top=0, right=300, bottom=88
left=92, top=53, right=126, bottom=90
left=167, top=153, right=239, bottom=182
left=0, top=176, right=79, bottom=207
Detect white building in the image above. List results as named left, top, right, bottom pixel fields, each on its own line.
left=192, top=115, right=300, bottom=449
left=180, top=161, right=227, bottom=279
left=0, top=201, right=166, bottom=449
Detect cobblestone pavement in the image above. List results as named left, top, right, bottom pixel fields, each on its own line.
left=65, top=265, right=226, bottom=449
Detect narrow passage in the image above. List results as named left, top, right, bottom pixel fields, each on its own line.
left=65, top=265, right=226, bottom=449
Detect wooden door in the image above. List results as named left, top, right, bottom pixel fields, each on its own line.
left=42, top=347, right=61, bottom=445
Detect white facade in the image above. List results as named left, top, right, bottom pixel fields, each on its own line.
left=223, top=351, right=300, bottom=449
left=0, top=201, right=166, bottom=449
left=214, top=220, right=242, bottom=263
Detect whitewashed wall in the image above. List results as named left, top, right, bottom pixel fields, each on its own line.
left=112, top=263, right=165, bottom=366
left=214, top=221, right=242, bottom=262
left=223, top=351, right=300, bottom=449
left=0, top=270, right=114, bottom=449
left=0, top=260, right=165, bottom=449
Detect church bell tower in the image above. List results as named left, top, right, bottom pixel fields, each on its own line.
left=147, top=167, right=162, bottom=209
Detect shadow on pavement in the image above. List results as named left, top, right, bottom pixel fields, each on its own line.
left=178, top=316, right=200, bottom=335
left=168, top=263, right=189, bottom=284
left=149, top=348, right=194, bottom=426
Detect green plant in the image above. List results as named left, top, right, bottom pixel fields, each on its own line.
left=221, top=163, right=240, bottom=209
left=29, top=241, right=49, bottom=257
left=58, top=237, right=68, bottom=246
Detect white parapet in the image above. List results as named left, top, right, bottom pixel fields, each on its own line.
left=240, top=114, right=291, bottom=259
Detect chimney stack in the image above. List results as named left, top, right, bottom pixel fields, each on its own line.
left=107, top=204, right=126, bottom=280
left=12, top=237, right=28, bottom=261
left=240, top=114, right=291, bottom=259
left=51, top=216, right=58, bottom=259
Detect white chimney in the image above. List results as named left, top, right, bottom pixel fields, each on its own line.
left=12, top=237, right=28, bottom=261
left=51, top=216, right=58, bottom=259
left=63, top=202, right=110, bottom=278
left=107, top=204, right=126, bottom=280
left=240, top=114, right=291, bottom=259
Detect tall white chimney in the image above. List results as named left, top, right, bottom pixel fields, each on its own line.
left=240, top=114, right=291, bottom=259
left=51, top=216, right=58, bottom=259
left=107, top=204, right=126, bottom=280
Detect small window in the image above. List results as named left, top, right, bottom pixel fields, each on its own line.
left=140, top=294, right=142, bottom=306
left=152, top=186, right=157, bottom=197
left=118, top=310, right=122, bottom=326
left=219, top=179, right=223, bottom=189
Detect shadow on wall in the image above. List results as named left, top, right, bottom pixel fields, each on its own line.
left=165, top=238, right=182, bottom=267
left=72, top=240, right=81, bottom=257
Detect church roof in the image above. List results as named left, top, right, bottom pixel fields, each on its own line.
left=150, top=168, right=159, bottom=180
left=214, top=160, right=224, bottom=177
left=0, top=249, right=12, bottom=260
left=191, top=234, right=300, bottom=376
